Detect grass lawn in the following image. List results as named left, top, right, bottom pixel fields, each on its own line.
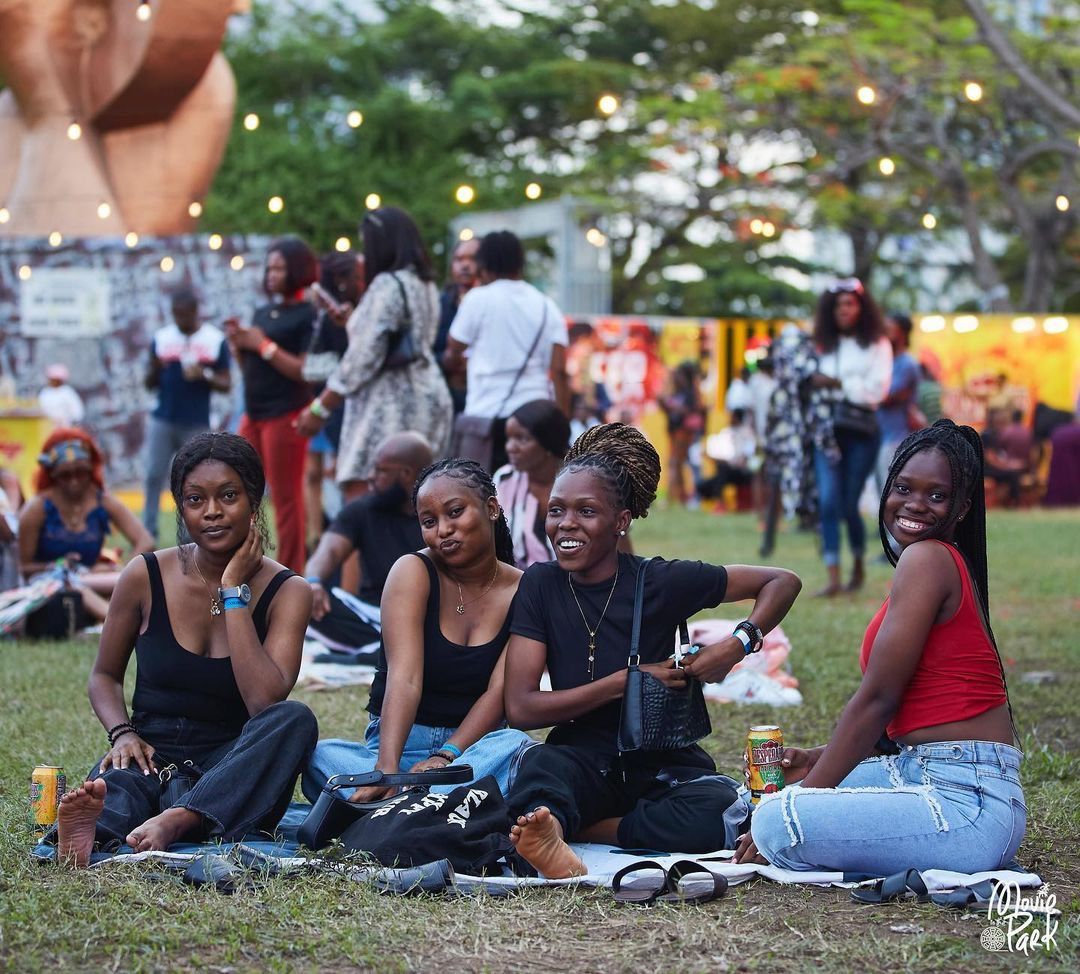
left=1, top=507, right=1077, bottom=972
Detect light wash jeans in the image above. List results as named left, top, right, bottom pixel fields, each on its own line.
left=813, top=427, right=880, bottom=566
left=751, top=741, right=1025, bottom=875
left=302, top=717, right=535, bottom=802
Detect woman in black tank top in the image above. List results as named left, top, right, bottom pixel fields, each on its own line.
left=54, top=433, right=318, bottom=868
left=303, top=459, right=534, bottom=805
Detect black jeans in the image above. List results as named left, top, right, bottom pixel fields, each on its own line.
left=508, top=742, right=739, bottom=853
left=82, top=700, right=318, bottom=849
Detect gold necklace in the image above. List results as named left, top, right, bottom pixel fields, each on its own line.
left=451, top=561, right=499, bottom=615
left=190, top=546, right=222, bottom=616
left=568, top=565, right=619, bottom=681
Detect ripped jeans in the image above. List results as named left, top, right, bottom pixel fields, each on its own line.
left=751, top=741, right=1025, bottom=875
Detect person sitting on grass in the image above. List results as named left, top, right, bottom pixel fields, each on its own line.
left=736, top=420, right=1023, bottom=875
left=303, top=459, right=534, bottom=804
left=55, top=433, right=316, bottom=867
left=502, top=423, right=802, bottom=878
left=19, top=428, right=154, bottom=622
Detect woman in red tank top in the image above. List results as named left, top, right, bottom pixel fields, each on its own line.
left=738, top=420, right=1025, bottom=876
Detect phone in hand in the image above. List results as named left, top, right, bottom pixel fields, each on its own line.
left=310, top=282, right=343, bottom=316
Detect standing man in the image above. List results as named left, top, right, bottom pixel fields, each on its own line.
left=142, top=287, right=231, bottom=537
left=304, top=432, right=431, bottom=655
left=434, top=236, right=480, bottom=414
left=875, top=313, right=920, bottom=490
left=38, top=364, right=85, bottom=427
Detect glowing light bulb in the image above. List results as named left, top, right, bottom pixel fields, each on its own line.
left=335, top=236, right=350, bottom=252
left=458, top=228, right=474, bottom=242
left=0, top=207, right=10, bottom=224
left=1055, top=194, right=1070, bottom=212
left=67, top=122, right=82, bottom=141
left=597, top=94, right=620, bottom=115
left=856, top=86, right=876, bottom=105
left=749, top=218, right=764, bottom=234
left=97, top=201, right=111, bottom=220
left=364, top=193, right=381, bottom=210
left=919, top=315, right=946, bottom=333
left=18, top=265, right=32, bottom=281
left=953, top=315, right=979, bottom=333
left=878, top=156, right=896, bottom=176
left=160, top=256, right=175, bottom=272
left=188, top=201, right=203, bottom=218
left=964, top=81, right=983, bottom=102
left=922, top=212, right=937, bottom=229
left=208, top=233, right=223, bottom=250
left=137, top=1, right=151, bottom=22
left=243, top=113, right=260, bottom=131
left=346, top=110, right=363, bottom=128
left=455, top=185, right=476, bottom=205
left=48, top=231, right=63, bottom=247
left=1043, top=316, right=1069, bottom=334
left=761, top=221, right=777, bottom=238
left=585, top=227, right=607, bottom=247
left=125, top=232, right=139, bottom=247
left=1011, top=317, right=1036, bottom=334
left=267, top=195, right=284, bottom=213
left=525, top=182, right=542, bottom=200
left=230, top=255, right=245, bottom=271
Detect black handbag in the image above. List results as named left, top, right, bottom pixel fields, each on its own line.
left=297, top=764, right=473, bottom=850
left=617, top=559, right=711, bottom=754
left=25, top=588, right=86, bottom=639
left=832, top=399, right=880, bottom=437
left=382, top=273, right=420, bottom=371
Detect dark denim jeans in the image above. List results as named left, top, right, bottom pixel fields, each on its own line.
left=82, top=700, right=317, bottom=849
left=814, top=426, right=881, bottom=566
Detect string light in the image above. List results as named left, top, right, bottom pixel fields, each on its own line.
left=922, top=213, right=937, bottom=229
left=137, top=1, right=151, bottom=22
left=48, top=231, right=63, bottom=247
left=525, top=182, right=542, bottom=200
left=124, top=232, right=138, bottom=247
left=96, top=202, right=111, bottom=219
left=160, top=256, right=175, bottom=272
left=1055, top=194, right=1070, bottom=212
left=335, top=236, right=350, bottom=252
left=458, top=228, right=474, bottom=241
left=749, top=218, right=764, bottom=234
left=66, top=122, right=82, bottom=141
left=964, top=81, right=983, bottom=102
left=243, top=113, right=260, bottom=131
left=188, top=201, right=203, bottom=218
left=364, top=193, right=381, bottom=210
left=455, top=184, right=475, bottom=205
left=0, top=207, right=9, bottom=224
left=346, top=110, right=363, bottom=128
left=267, top=195, right=284, bottom=213
left=18, top=265, right=32, bottom=281
left=585, top=227, right=607, bottom=247
left=230, top=255, right=245, bottom=271
left=878, top=156, right=896, bottom=176
left=856, top=86, right=876, bottom=105
left=208, top=233, right=223, bottom=250
left=761, top=221, right=777, bottom=237
left=597, top=94, right=619, bottom=115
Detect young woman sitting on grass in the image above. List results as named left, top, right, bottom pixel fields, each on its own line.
left=737, top=419, right=1024, bottom=875
left=55, top=433, right=316, bottom=867
left=503, top=423, right=802, bottom=878
left=303, top=459, right=533, bottom=804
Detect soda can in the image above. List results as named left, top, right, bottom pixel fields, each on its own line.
left=746, top=726, right=785, bottom=805
left=30, top=766, right=66, bottom=828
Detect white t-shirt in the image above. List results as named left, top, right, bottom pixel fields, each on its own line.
left=448, top=279, right=568, bottom=418
left=38, top=384, right=85, bottom=426
left=818, top=335, right=893, bottom=408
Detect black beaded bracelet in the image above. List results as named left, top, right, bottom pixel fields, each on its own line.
left=107, top=722, right=137, bottom=746
left=432, top=751, right=456, bottom=764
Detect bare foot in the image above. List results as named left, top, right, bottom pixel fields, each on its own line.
left=126, top=807, right=201, bottom=853
left=814, top=584, right=841, bottom=598
left=57, top=779, right=107, bottom=868
left=509, top=806, right=586, bottom=879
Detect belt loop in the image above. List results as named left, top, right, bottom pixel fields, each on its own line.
left=995, top=743, right=1007, bottom=774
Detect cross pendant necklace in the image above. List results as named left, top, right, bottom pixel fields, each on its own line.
left=568, top=565, right=619, bottom=682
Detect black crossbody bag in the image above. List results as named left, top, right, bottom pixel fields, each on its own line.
left=617, top=559, right=711, bottom=754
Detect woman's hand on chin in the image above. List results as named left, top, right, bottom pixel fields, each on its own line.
left=221, top=520, right=264, bottom=588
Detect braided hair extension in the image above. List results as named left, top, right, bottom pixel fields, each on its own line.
left=878, top=419, right=1016, bottom=737
left=560, top=423, right=661, bottom=519
left=412, top=458, right=515, bottom=566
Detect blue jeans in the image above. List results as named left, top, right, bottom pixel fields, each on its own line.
left=814, top=427, right=881, bottom=566
left=302, top=717, right=534, bottom=802
left=143, top=417, right=209, bottom=536
left=751, top=741, right=1026, bottom=875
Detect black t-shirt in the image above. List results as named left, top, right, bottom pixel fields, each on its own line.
left=327, top=495, right=424, bottom=604
left=240, top=302, right=317, bottom=419
left=511, top=552, right=728, bottom=750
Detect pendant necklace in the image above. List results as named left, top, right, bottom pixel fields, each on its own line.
left=190, top=546, right=222, bottom=616
left=452, top=561, right=499, bottom=615
left=568, top=565, right=619, bottom=681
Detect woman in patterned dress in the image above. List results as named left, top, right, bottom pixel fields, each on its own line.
left=296, top=208, right=452, bottom=498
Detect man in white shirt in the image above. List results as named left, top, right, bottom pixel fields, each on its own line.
left=37, top=364, right=85, bottom=427
left=443, top=230, right=570, bottom=470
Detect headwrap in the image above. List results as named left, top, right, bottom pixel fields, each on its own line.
left=38, top=439, right=91, bottom=469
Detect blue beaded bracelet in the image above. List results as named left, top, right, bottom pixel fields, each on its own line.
left=305, top=575, right=323, bottom=585
left=440, top=742, right=463, bottom=759
left=223, top=597, right=247, bottom=612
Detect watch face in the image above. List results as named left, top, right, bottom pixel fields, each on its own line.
left=238, top=583, right=252, bottom=603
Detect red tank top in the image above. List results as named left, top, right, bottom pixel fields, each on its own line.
left=859, top=540, right=1007, bottom=739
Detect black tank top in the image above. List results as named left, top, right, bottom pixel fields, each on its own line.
left=367, top=552, right=514, bottom=728
left=132, top=552, right=294, bottom=727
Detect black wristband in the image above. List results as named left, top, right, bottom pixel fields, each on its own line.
left=735, top=620, right=764, bottom=653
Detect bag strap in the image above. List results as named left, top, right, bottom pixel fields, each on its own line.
left=390, top=272, right=413, bottom=327
left=325, top=763, right=473, bottom=791
left=493, top=301, right=548, bottom=418
left=627, top=557, right=652, bottom=667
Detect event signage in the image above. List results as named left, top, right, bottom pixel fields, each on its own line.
left=19, top=268, right=111, bottom=338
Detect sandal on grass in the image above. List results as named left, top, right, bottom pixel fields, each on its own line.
left=612, top=861, right=670, bottom=904
left=656, top=860, right=728, bottom=904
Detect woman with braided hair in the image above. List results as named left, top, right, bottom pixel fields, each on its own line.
left=504, top=423, right=802, bottom=878
left=738, top=420, right=1023, bottom=875
left=304, top=458, right=534, bottom=803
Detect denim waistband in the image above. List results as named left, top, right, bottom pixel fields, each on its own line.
left=904, top=740, right=1022, bottom=772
